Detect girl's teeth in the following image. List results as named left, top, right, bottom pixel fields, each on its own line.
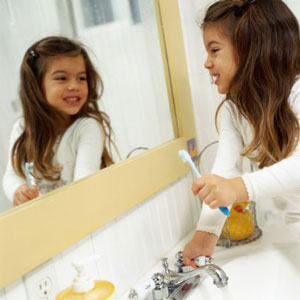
left=214, top=75, right=219, bottom=83
left=65, top=98, right=78, bottom=102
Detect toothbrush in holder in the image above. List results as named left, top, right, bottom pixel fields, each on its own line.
left=178, top=149, right=230, bottom=217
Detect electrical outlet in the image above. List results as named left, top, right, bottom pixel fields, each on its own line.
left=36, top=276, right=52, bottom=299
left=24, top=259, right=59, bottom=300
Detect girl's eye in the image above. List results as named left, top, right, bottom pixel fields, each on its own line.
left=55, top=76, right=66, bottom=81
left=78, top=76, right=87, bottom=81
left=211, top=48, right=219, bottom=54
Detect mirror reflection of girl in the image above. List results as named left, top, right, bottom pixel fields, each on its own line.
left=3, top=36, right=114, bottom=206
left=183, top=0, right=300, bottom=267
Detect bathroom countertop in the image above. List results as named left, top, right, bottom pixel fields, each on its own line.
left=121, top=223, right=300, bottom=300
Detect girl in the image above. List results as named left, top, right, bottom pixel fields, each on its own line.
left=3, top=36, right=114, bottom=206
left=183, top=0, right=300, bottom=267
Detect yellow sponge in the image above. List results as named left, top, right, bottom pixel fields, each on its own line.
left=222, top=201, right=255, bottom=241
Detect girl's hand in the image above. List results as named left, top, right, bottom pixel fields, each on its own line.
left=182, top=230, right=218, bottom=268
left=191, top=175, right=248, bottom=209
left=13, top=184, right=39, bottom=206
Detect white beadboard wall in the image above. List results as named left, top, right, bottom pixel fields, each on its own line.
left=178, top=0, right=222, bottom=175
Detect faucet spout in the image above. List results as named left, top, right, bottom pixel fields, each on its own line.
left=128, top=255, right=229, bottom=300
left=164, top=264, right=229, bottom=288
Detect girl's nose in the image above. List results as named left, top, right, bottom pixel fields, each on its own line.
left=204, top=56, right=212, bottom=69
left=67, top=82, right=79, bottom=91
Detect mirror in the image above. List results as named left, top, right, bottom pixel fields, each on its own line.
left=0, top=0, right=174, bottom=212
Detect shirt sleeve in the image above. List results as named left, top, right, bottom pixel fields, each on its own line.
left=73, top=118, right=105, bottom=181
left=197, top=102, right=245, bottom=236
left=241, top=88, right=300, bottom=201
left=2, top=119, right=27, bottom=202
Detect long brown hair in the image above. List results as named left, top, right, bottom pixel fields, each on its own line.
left=202, top=0, right=300, bottom=168
left=13, top=36, right=114, bottom=181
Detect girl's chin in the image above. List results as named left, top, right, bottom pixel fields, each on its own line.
left=217, top=88, right=227, bottom=94
left=217, top=84, right=229, bottom=95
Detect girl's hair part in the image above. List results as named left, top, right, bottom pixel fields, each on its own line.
left=201, top=0, right=300, bottom=168
left=13, top=36, right=114, bottom=181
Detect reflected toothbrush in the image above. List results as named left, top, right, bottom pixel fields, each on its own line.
left=25, top=162, right=34, bottom=190
left=178, top=149, right=230, bottom=217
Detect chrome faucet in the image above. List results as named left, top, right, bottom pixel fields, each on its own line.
left=128, top=251, right=229, bottom=300
left=162, top=253, right=228, bottom=289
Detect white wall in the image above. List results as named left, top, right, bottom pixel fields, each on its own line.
left=178, top=0, right=223, bottom=175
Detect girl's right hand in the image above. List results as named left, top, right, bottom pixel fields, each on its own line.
left=182, top=230, right=218, bottom=268
left=13, top=184, right=39, bottom=206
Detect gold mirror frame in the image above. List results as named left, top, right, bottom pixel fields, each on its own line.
left=0, top=0, right=197, bottom=288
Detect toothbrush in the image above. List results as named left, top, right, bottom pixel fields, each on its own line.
left=178, top=149, right=230, bottom=216
left=25, top=162, right=34, bottom=189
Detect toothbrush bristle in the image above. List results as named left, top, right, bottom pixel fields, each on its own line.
left=178, top=150, right=187, bottom=162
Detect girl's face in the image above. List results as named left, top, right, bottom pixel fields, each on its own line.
left=203, top=25, right=237, bottom=94
left=41, top=55, right=88, bottom=121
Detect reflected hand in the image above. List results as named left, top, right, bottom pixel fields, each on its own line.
left=191, top=175, right=247, bottom=209
left=182, top=230, right=218, bottom=268
left=13, top=184, right=39, bottom=206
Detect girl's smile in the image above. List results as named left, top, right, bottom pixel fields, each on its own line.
left=203, top=25, right=237, bottom=94
left=42, top=55, right=88, bottom=120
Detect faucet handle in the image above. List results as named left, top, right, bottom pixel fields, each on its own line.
left=152, top=272, right=164, bottom=285
left=174, top=251, right=213, bottom=269
left=174, top=251, right=191, bottom=272
left=161, top=257, right=169, bottom=271
left=128, top=278, right=155, bottom=299
left=194, top=255, right=214, bottom=266
left=175, top=251, right=183, bottom=263
left=152, top=273, right=169, bottom=300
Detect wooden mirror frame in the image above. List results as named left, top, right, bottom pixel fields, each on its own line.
left=0, top=0, right=197, bottom=288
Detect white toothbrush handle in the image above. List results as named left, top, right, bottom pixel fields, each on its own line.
left=190, top=163, right=201, bottom=178
left=25, top=163, right=32, bottom=190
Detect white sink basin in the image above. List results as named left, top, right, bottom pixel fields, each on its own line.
left=123, top=224, right=300, bottom=300
left=194, top=245, right=300, bottom=300
left=189, top=225, right=300, bottom=300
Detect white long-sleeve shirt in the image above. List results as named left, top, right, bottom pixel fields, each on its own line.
left=197, top=78, right=300, bottom=236
left=2, top=117, right=104, bottom=202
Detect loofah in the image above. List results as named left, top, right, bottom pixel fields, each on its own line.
left=222, top=202, right=255, bottom=240
left=217, top=201, right=262, bottom=248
